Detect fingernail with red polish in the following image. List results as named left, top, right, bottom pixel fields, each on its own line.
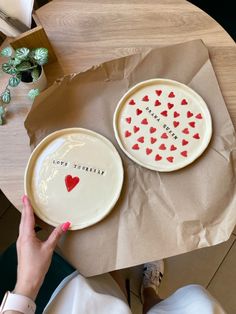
left=62, top=222, right=71, bottom=232
left=22, top=195, right=27, bottom=204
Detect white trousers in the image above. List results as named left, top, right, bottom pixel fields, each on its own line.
left=148, top=284, right=226, bottom=314
left=44, top=272, right=226, bottom=314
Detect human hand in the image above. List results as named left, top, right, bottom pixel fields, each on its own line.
left=14, top=195, right=70, bottom=301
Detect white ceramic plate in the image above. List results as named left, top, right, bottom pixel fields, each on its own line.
left=24, top=128, right=124, bottom=230
left=113, top=79, right=212, bottom=172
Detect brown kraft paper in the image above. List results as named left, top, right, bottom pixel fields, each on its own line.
left=24, top=40, right=236, bottom=276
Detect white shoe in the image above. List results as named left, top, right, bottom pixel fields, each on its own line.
left=141, top=260, right=164, bottom=303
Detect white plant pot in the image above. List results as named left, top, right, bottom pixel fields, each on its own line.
left=22, top=66, right=47, bottom=92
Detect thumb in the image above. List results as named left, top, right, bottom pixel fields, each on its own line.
left=46, top=222, right=71, bottom=249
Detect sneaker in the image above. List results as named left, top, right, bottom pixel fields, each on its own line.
left=141, top=259, right=164, bottom=303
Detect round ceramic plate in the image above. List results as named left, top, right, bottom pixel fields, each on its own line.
left=24, top=128, right=124, bottom=230
left=113, top=79, right=212, bottom=172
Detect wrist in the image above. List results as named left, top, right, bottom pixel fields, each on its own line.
left=14, top=281, right=41, bottom=301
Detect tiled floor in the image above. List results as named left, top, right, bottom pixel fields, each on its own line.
left=0, top=190, right=236, bottom=313
left=125, top=234, right=236, bottom=313
left=109, top=229, right=236, bottom=313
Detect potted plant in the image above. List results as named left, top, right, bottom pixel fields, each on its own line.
left=0, top=46, right=48, bottom=124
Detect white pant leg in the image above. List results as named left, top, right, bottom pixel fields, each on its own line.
left=147, top=284, right=226, bottom=314
left=43, top=272, right=131, bottom=314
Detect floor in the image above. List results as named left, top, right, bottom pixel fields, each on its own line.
left=0, top=189, right=236, bottom=313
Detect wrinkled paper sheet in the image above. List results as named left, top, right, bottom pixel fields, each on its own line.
left=25, top=40, right=236, bottom=276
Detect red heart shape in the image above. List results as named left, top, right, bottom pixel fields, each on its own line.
left=182, top=128, right=189, bottom=134
left=196, top=113, right=203, bottom=119
left=181, top=99, right=188, bottom=105
left=142, top=95, right=149, bottom=101
left=187, top=111, right=193, bottom=118
left=125, top=130, right=131, bottom=137
left=132, top=144, right=140, bottom=150
left=155, top=99, right=161, bottom=106
left=168, top=92, right=175, bottom=98
left=170, top=145, right=177, bottom=151
left=129, top=99, right=135, bottom=105
left=182, top=139, right=189, bottom=146
left=161, top=110, right=168, bottom=117
left=136, top=108, right=142, bottom=115
left=155, top=154, right=162, bottom=161
left=133, top=126, right=140, bottom=133
left=161, top=133, right=168, bottom=139
left=155, top=90, right=162, bottom=96
left=167, top=103, right=174, bottom=109
left=146, top=148, right=152, bottom=155
left=173, top=121, right=179, bottom=128
left=174, top=111, right=180, bottom=118
left=189, top=121, right=195, bottom=128
left=159, top=144, right=166, bottom=150
left=193, top=133, right=200, bottom=139
left=150, top=127, right=156, bottom=134
left=181, top=151, right=188, bottom=157
left=65, top=175, right=80, bottom=192
left=150, top=137, right=157, bottom=144
left=141, top=118, right=148, bottom=125
left=137, top=136, right=144, bottom=143
left=167, top=156, right=174, bottom=163
left=126, top=117, right=131, bottom=124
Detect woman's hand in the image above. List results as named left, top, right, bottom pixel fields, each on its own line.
left=14, top=195, right=70, bottom=301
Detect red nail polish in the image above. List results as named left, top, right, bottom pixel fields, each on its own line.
left=22, top=195, right=27, bottom=204
left=62, top=222, right=71, bottom=232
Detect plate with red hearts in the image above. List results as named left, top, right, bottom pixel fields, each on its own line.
left=113, top=79, right=212, bottom=171
left=24, top=128, right=124, bottom=230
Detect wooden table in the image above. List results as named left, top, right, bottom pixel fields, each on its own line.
left=1, top=0, right=236, bottom=227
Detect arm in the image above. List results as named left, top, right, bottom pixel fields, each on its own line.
left=2, top=195, right=70, bottom=313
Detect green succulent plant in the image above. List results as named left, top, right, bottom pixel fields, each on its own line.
left=0, top=46, right=48, bottom=124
